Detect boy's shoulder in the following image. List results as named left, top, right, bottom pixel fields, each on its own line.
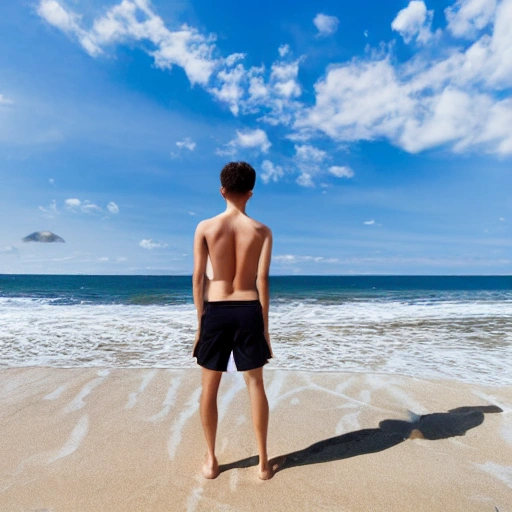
left=195, top=213, right=223, bottom=230
left=252, top=218, right=272, bottom=236
left=197, top=214, right=271, bottom=236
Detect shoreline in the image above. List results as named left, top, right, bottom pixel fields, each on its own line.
left=1, top=368, right=511, bottom=511
left=3, top=295, right=511, bottom=387
left=1, top=364, right=509, bottom=388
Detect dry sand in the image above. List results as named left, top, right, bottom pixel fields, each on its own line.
left=0, top=368, right=511, bottom=511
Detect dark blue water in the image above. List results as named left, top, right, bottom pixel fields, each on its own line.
left=0, top=275, right=511, bottom=305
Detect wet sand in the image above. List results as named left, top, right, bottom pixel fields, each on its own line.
left=0, top=368, right=511, bottom=511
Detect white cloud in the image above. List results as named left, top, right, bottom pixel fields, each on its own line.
left=499, top=217, right=505, bottom=221
left=215, top=146, right=237, bottom=157
left=107, top=201, right=119, bottom=214
left=278, top=44, right=290, bottom=57
left=65, top=198, right=116, bottom=214
left=225, top=53, right=245, bottom=67
left=65, top=198, right=81, bottom=209
left=81, top=201, right=103, bottom=213
left=49, top=178, right=55, bottom=185
left=329, top=165, right=354, bottom=178
left=116, top=256, right=127, bottom=262
left=0, top=94, right=13, bottom=105
left=219, top=128, right=271, bottom=155
left=313, top=14, right=340, bottom=36
left=391, top=1, right=434, bottom=44
left=485, top=0, right=512, bottom=88
left=253, top=59, right=303, bottom=125
left=364, top=219, right=376, bottom=225
left=97, top=256, right=109, bottom=262
left=274, top=254, right=340, bottom=264
left=261, top=160, right=285, bottom=184
left=176, top=137, right=196, bottom=151
left=139, top=239, right=168, bottom=250
left=296, top=173, right=314, bottom=187
left=150, top=27, right=217, bottom=86
left=38, top=0, right=80, bottom=33
left=36, top=0, right=512, bottom=160
left=445, top=0, right=497, bottom=38
left=209, top=56, right=303, bottom=123
left=296, top=0, right=512, bottom=160
left=209, top=64, right=246, bottom=115
left=271, top=61, right=301, bottom=98
left=274, top=254, right=297, bottom=263
left=285, top=130, right=312, bottom=143
left=399, top=88, right=488, bottom=152
left=38, top=0, right=217, bottom=85
left=295, top=144, right=326, bottom=162
left=364, top=30, right=369, bottom=38
left=271, top=62, right=296, bottom=81
left=293, top=144, right=332, bottom=187
left=39, top=199, right=59, bottom=218
left=236, top=128, right=271, bottom=152
left=274, top=79, right=301, bottom=98
left=37, top=1, right=305, bottom=127
left=0, top=246, right=19, bottom=255
left=210, top=64, right=265, bottom=116
left=38, top=0, right=102, bottom=56
left=248, top=75, right=269, bottom=101
left=296, top=58, right=411, bottom=143
left=68, top=199, right=101, bottom=214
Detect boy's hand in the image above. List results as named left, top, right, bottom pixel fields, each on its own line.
left=265, top=331, right=274, bottom=358
left=191, top=328, right=200, bottom=357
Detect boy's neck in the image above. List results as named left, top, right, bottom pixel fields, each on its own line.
left=224, top=197, right=248, bottom=214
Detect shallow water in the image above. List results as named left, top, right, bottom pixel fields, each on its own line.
left=1, top=287, right=511, bottom=385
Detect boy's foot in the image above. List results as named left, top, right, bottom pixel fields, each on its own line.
left=258, top=463, right=273, bottom=480
left=202, top=456, right=219, bottom=479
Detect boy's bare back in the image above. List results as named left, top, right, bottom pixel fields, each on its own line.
left=197, top=210, right=271, bottom=302
left=193, top=161, right=273, bottom=480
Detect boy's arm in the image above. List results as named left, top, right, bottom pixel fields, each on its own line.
left=192, top=221, right=208, bottom=354
left=256, top=228, right=273, bottom=357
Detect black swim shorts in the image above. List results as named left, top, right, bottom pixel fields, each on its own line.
left=193, top=300, right=272, bottom=372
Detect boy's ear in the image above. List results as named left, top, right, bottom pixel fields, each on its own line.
left=220, top=187, right=227, bottom=198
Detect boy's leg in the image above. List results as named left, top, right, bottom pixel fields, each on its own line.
left=243, top=367, right=272, bottom=480
left=200, top=368, right=223, bottom=479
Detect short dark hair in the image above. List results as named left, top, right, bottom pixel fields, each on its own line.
left=220, top=161, right=256, bottom=194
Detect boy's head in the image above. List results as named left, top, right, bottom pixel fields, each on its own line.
left=220, top=161, right=256, bottom=195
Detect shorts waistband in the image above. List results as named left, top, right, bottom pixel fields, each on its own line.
left=205, top=300, right=261, bottom=308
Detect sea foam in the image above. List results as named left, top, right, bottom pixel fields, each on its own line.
left=0, top=298, right=511, bottom=386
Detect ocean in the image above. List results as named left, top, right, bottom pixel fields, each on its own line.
left=0, top=275, right=511, bottom=386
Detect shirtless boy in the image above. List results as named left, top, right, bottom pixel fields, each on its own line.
left=192, top=161, right=274, bottom=480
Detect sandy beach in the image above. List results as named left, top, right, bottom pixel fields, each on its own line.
left=0, top=367, right=511, bottom=511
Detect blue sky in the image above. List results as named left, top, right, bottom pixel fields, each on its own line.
left=0, top=0, right=511, bottom=275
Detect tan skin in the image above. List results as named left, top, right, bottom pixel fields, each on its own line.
left=192, top=187, right=273, bottom=480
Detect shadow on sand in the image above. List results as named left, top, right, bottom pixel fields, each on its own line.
left=218, top=405, right=502, bottom=475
